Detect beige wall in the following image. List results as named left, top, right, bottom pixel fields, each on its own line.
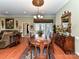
left=0, top=15, right=55, bottom=36
left=0, top=15, right=55, bottom=30
left=0, top=17, right=33, bottom=30
left=55, top=0, right=79, bottom=55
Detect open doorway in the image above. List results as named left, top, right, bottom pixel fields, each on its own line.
left=22, top=22, right=29, bottom=37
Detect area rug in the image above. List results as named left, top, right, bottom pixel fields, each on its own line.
left=20, top=48, right=55, bottom=59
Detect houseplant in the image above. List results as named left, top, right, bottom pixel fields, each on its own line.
left=37, top=30, right=43, bottom=37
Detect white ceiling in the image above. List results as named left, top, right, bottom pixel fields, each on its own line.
left=0, top=0, right=70, bottom=16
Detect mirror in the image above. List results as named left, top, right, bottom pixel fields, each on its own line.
left=61, top=11, right=71, bottom=35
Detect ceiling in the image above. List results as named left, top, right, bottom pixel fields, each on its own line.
left=0, top=0, right=70, bottom=16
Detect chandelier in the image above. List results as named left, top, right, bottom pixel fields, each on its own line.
left=33, top=7, right=44, bottom=19
left=32, top=0, right=44, bottom=7
left=33, top=14, right=43, bottom=19
left=32, top=0, right=44, bottom=19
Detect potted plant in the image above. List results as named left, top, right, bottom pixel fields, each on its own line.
left=37, top=30, right=43, bottom=37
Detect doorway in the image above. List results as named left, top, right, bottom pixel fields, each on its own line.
left=22, top=22, right=29, bottom=36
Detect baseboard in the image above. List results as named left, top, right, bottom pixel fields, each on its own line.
left=75, top=52, right=79, bottom=56
left=75, top=36, right=79, bottom=56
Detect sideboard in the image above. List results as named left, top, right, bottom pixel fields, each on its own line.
left=54, top=33, right=75, bottom=54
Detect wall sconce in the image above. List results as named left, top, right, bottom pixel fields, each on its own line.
left=1, top=20, right=4, bottom=28
left=16, top=20, right=18, bottom=28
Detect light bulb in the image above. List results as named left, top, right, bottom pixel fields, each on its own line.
left=34, top=16, right=37, bottom=19
left=40, top=16, right=43, bottom=18
left=38, top=15, right=40, bottom=18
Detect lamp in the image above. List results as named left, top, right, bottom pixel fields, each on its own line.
left=33, top=6, right=44, bottom=19
left=33, top=14, right=43, bottom=19
left=32, top=0, right=44, bottom=19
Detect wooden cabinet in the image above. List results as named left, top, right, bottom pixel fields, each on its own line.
left=54, top=33, right=75, bottom=54
left=64, top=36, right=75, bottom=54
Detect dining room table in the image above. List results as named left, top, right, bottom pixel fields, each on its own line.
left=30, top=38, right=51, bottom=59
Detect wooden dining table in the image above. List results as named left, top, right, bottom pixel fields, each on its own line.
left=30, top=38, right=51, bottom=59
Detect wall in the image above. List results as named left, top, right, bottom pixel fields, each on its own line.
left=0, top=15, right=55, bottom=36
left=0, top=17, right=33, bottom=30
left=0, top=15, right=55, bottom=29
left=55, top=0, right=79, bottom=55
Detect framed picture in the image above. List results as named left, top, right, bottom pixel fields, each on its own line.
left=5, top=18, right=14, bottom=29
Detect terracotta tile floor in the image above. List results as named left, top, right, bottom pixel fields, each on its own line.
left=0, top=37, right=79, bottom=59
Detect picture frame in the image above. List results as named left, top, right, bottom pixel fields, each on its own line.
left=5, top=18, right=14, bottom=29
left=61, top=11, right=71, bottom=34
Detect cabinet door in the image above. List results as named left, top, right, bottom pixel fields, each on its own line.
left=64, top=36, right=74, bottom=54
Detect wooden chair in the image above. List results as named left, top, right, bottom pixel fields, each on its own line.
left=49, top=33, right=56, bottom=53
left=35, top=41, right=50, bottom=59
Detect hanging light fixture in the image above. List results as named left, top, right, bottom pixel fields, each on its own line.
left=32, top=0, right=44, bottom=19
left=32, top=0, right=44, bottom=7
left=33, top=14, right=43, bottom=19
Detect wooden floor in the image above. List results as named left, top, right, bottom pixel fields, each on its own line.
left=54, top=44, right=79, bottom=59
left=0, top=37, right=79, bottom=59
left=0, top=37, right=28, bottom=59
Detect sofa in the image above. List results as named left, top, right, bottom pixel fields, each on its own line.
left=0, top=30, right=21, bottom=48
left=0, top=32, right=11, bottom=48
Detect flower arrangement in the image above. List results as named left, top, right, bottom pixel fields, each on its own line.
left=37, top=30, right=43, bottom=37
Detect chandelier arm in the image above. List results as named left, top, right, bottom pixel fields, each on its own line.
left=37, top=7, right=39, bottom=15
